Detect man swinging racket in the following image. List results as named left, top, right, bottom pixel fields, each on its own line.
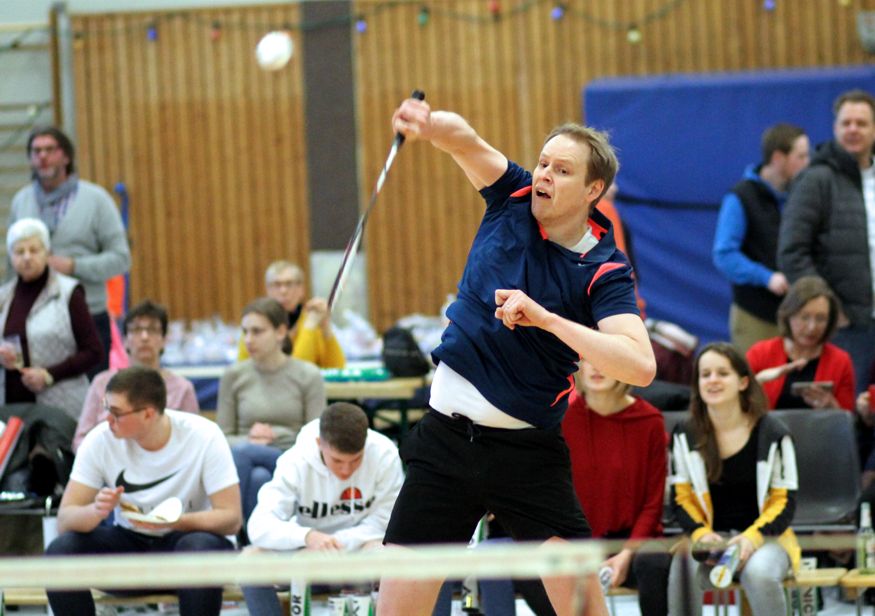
left=377, top=97, right=656, bottom=616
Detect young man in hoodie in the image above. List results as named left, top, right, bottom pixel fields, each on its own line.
left=779, top=89, right=875, bottom=392
left=713, top=123, right=810, bottom=353
left=242, top=402, right=403, bottom=616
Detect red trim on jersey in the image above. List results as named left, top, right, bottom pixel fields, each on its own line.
left=537, top=221, right=549, bottom=240
left=588, top=218, right=608, bottom=240
left=550, top=375, right=576, bottom=407
left=510, top=185, right=533, bottom=198
left=587, top=262, right=626, bottom=295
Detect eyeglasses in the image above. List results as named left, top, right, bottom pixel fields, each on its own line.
left=127, top=325, right=164, bottom=336
left=267, top=279, right=303, bottom=289
left=30, top=145, right=59, bottom=156
left=790, top=313, right=829, bottom=326
left=103, top=399, right=148, bottom=420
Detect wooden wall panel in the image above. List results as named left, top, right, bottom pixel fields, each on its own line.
left=355, top=0, right=875, bottom=331
left=71, top=4, right=309, bottom=324
left=68, top=0, right=875, bottom=332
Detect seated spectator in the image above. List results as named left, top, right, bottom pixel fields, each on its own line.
left=747, top=275, right=854, bottom=410
left=45, top=366, right=241, bottom=616
left=668, top=343, right=799, bottom=616
left=854, top=361, right=875, bottom=487
left=243, top=402, right=403, bottom=616
left=563, top=360, right=671, bottom=615
left=73, top=299, right=199, bottom=452
left=219, top=297, right=325, bottom=523
left=0, top=218, right=102, bottom=420
left=237, top=260, right=345, bottom=368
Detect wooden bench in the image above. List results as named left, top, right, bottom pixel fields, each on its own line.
left=600, top=567, right=847, bottom=616
left=839, top=568, right=875, bottom=616
left=2, top=586, right=290, bottom=609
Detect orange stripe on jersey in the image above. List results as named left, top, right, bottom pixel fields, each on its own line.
left=510, top=185, right=533, bottom=198
left=588, top=217, right=608, bottom=240
left=587, top=262, right=626, bottom=295
left=537, top=221, right=549, bottom=240
left=550, top=375, right=575, bottom=407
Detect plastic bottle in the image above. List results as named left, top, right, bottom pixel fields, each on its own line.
left=290, top=578, right=311, bottom=615
left=709, top=544, right=740, bottom=588
left=598, top=566, right=613, bottom=593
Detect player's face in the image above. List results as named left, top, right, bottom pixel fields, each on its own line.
left=531, top=135, right=604, bottom=229
left=697, top=351, right=748, bottom=410
left=242, top=312, right=287, bottom=360
left=834, top=101, right=875, bottom=164
left=788, top=295, right=830, bottom=351
left=29, top=135, right=69, bottom=186
left=125, top=316, right=165, bottom=368
left=266, top=268, right=305, bottom=312
left=317, top=439, right=364, bottom=481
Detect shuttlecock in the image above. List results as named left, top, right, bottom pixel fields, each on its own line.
left=255, top=31, right=294, bottom=71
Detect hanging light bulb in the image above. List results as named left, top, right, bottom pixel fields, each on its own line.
left=488, top=0, right=501, bottom=19
left=418, top=6, right=430, bottom=27
left=146, top=22, right=158, bottom=41
left=355, top=16, right=367, bottom=34
left=210, top=21, right=222, bottom=42
left=550, top=4, right=565, bottom=21
left=763, top=0, right=776, bottom=11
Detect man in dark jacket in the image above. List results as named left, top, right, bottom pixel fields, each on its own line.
left=778, top=89, right=875, bottom=392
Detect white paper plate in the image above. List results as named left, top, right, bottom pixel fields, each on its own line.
left=120, top=496, right=182, bottom=524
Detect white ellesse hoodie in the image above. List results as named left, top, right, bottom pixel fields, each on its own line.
left=247, top=419, right=404, bottom=551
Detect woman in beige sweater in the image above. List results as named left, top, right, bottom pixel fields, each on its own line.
left=218, top=297, right=325, bottom=521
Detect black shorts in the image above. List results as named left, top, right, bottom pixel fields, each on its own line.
left=384, top=410, right=590, bottom=546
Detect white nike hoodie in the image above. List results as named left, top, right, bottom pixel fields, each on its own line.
left=247, top=419, right=404, bottom=551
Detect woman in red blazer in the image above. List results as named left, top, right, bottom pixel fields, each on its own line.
left=746, top=276, right=854, bottom=411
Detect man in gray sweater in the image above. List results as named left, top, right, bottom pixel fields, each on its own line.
left=778, top=90, right=875, bottom=392
left=8, top=127, right=130, bottom=374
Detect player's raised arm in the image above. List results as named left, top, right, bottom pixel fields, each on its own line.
left=392, top=97, right=507, bottom=190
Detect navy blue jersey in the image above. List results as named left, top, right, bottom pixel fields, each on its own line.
left=432, top=161, right=639, bottom=429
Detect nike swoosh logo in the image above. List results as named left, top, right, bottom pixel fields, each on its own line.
left=116, top=469, right=178, bottom=493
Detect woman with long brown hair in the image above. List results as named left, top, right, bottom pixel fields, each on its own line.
left=668, top=342, right=799, bottom=616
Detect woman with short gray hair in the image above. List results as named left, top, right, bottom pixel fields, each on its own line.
left=0, top=217, right=102, bottom=421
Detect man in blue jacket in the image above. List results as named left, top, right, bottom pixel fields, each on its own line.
left=713, top=123, right=809, bottom=353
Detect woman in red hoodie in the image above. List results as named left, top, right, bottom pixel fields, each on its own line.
left=746, top=276, right=854, bottom=411
left=562, top=360, right=671, bottom=616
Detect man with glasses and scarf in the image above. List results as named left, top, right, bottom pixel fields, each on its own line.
left=8, top=127, right=130, bottom=375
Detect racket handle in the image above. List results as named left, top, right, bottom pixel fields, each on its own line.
left=395, top=89, right=427, bottom=147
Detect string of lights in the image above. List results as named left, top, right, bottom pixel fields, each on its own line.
left=54, top=0, right=692, bottom=44
left=3, top=0, right=856, bottom=52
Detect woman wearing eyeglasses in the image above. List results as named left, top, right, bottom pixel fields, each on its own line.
left=219, top=297, right=326, bottom=526
left=746, top=275, right=854, bottom=411
left=0, top=218, right=102, bottom=420
left=236, top=260, right=345, bottom=369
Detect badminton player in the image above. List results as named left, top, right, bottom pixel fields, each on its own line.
left=377, top=98, right=656, bottom=616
